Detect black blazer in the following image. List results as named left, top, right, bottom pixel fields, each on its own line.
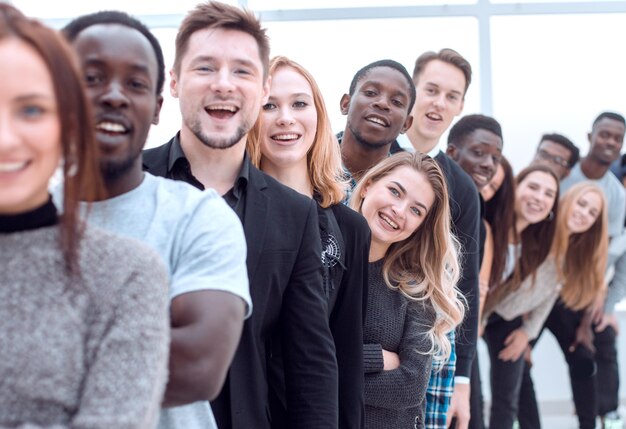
left=267, top=202, right=371, bottom=429
left=143, top=139, right=338, bottom=429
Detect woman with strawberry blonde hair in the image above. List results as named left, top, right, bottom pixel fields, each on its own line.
left=247, top=55, right=370, bottom=428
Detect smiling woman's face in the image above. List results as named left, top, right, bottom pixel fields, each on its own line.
left=361, top=165, right=435, bottom=256
left=259, top=65, right=317, bottom=170
left=0, top=39, right=60, bottom=215
left=567, top=190, right=603, bottom=235
left=514, top=170, right=558, bottom=229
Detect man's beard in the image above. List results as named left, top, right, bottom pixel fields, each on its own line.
left=191, top=120, right=248, bottom=150
left=348, top=122, right=392, bottom=151
left=100, top=155, right=137, bottom=184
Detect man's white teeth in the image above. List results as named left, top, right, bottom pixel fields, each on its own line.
left=97, top=122, right=127, bottom=133
left=380, top=213, right=399, bottom=230
left=273, top=134, right=299, bottom=141
left=207, top=105, right=237, bottom=112
left=366, top=116, right=386, bottom=126
left=426, top=113, right=442, bottom=121
left=474, top=174, right=488, bottom=183
left=0, top=161, right=26, bottom=173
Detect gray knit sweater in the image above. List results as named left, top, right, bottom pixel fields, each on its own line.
left=0, top=225, right=170, bottom=428
left=363, top=260, right=435, bottom=429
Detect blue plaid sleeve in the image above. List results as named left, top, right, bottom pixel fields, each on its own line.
left=341, top=166, right=358, bottom=206
left=424, top=330, right=456, bottom=429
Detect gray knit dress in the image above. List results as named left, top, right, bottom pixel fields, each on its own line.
left=0, top=225, right=170, bottom=428
left=363, top=260, right=435, bottom=429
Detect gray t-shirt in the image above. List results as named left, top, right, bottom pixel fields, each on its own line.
left=54, top=173, right=250, bottom=429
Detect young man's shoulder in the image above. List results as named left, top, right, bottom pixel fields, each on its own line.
left=140, top=174, right=243, bottom=246
left=435, top=152, right=479, bottom=200
left=79, top=224, right=167, bottom=288
left=142, top=138, right=173, bottom=172
left=563, top=163, right=625, bottom=200
left=602, top=172, right=626, bottom=219
left=604, top=170, right=626, bottom=197
left=145, top=172, right=222, bottom=206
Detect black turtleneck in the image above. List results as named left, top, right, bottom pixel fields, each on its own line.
left=0, top=197, right=58, bottom=233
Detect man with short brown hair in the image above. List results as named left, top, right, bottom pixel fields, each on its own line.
left=143, top=2, right=338, bottom=429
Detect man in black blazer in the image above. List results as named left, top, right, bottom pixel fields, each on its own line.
left=143, top=2, right=338, bottom=429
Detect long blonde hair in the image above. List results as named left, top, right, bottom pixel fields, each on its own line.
left=247, top=56, right=346, bottom=207
left=350, top=152, right=465, bottom=361
left=553, top=182, right=608, bottom=310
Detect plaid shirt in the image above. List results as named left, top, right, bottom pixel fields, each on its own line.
left=425, top=330, right=456, bottom=429
left=342, top=166, right=358, bottom=206
left=337, top=131, right=395, bottom=206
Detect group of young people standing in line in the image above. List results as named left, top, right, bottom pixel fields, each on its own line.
left=1, top=1, right=624, bottom=429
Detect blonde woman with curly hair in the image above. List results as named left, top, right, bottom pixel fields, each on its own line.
left=247, top=55, right=371, bottom=428
left=349, top=151, right=464, bottom=428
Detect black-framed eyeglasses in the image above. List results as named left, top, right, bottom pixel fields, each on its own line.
left=537, top=149, right=571, bottom=169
